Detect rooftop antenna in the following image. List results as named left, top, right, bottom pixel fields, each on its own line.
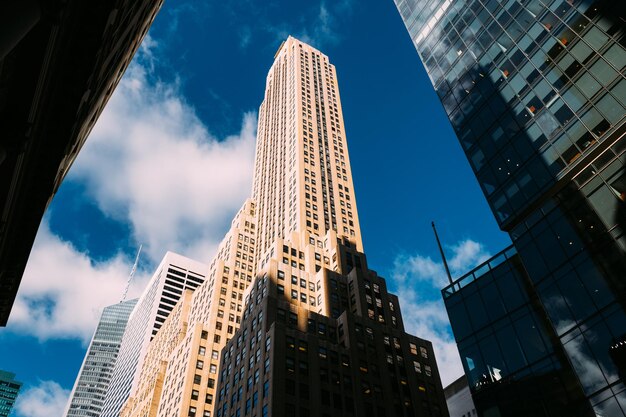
left=431, top=222, right=453, bottom=286
left=121, top=244, right=142, bottom=302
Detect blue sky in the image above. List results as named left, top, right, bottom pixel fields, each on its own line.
left=1, top=1, right=511, bottom=415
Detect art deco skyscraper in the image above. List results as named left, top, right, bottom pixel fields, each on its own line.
left=215, top=36, right=448, bottom=417
left=64, top=299, right=137, bottom=417
left=119, top=36, right=449, bottom=417
left=394, top=0, right=626, bottom=416
left=252, top=36, right=363, bottom=258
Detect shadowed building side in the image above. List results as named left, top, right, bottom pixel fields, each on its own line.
left=0, top=0, right=164, bottom=326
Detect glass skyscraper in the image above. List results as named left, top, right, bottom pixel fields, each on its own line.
left=394, top=0, right=626, bottom=416
left=64, top=299, right=137, bottom=417
left=0, top=370, right=21, bottom=417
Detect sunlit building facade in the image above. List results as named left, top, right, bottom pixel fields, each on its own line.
left=121, top=36, right=449, bottom=417
left=64, top=298, right=137, bottom=417
left=394, top=0, right=626, bottom=416
left=101, top=253, right=208, bottom=417
left=120, top=200, right=258, bottom=417
left=213, top=37, right=448, bottom=417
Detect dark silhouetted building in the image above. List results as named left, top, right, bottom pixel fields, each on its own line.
left=394, top=0, right=626, bottom=415
left=0, top=0, right=164, bottom=326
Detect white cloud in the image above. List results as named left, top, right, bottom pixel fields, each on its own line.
left=9, top=221, right=150, bottom=343
left=68, top=40, right=257, bottom=264
left=10, top=26, right=256, bottom=343
left=391, top=239, right=490, bottom=386
left=14, top=380, right=70, bottom=417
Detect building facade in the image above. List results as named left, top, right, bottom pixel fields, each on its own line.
left=443, top=376, right=476, bottom=417
left=120, top=200, right=258, bottom=417
left=64, top=298, right=137, bottom=417
left=100, top=253, right=208, bottom=417
left=0, top=370, right=21, bottom=417
left=212, top=37, right=448, bottom=417
left=0, top=0, right=164, bottom=326
left=120, top=36, right=449, bottom=417
left=394, top=0, right=626, bottom=415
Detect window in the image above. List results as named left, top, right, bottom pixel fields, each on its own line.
left=210, top=364, right=217, bottom=374
left=196, top=360, right=204, bottom=370
left=420, top=347, right=428, bottom=359
left=188, top=407, right=196, bottom=417
left=194, top=374, right=202, bottom=384
left=199, top=346, right=206, bottom=356
left=192, top=390, right=199, bottom=400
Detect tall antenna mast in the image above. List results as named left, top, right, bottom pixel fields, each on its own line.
left=122, top=244, right=142, bottom=302
left=431, top=222, right=453, bottom=286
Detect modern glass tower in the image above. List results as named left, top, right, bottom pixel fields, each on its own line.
left=394, top=0, right=626, bottom=416
left=64, top=299, right=137, bottom=417
left=119, top=36, right=449, bottom=417
left=0, top=370, right=21, bottom=417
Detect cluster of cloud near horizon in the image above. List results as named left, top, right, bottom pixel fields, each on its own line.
left=11, top=38, right=257, bottom=344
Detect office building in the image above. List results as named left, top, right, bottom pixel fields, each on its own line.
left=443, top=375, right=476, bottom=417
left=0, top=0, right=164, bottom=326
left=101, top=253, right=208, bottom=417
left=0, top=370, right=21, bottom=417
left=121, top=200, right=257, bottom=417
left=64, top=298, right=137, bottom=417
left=120, top=36, right=449, bottom=417
left=394, top=0, right=626, bottom=415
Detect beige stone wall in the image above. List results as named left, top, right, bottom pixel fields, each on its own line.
left=121, top=289, right=193, bottom=417
left=163, top=200, right=257, bottom=417
left=253, top=36, right=363, bottom=263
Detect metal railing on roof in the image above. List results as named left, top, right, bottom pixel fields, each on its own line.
left=441, top=244, right=517, bottom=299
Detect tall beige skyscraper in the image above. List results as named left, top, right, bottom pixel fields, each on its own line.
left=253, top=36, right=362, bottom=257
left=120, top=37, right=448, bottom=417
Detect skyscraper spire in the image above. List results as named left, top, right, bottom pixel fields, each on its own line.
left=121, top=245, right=142, bottom=303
